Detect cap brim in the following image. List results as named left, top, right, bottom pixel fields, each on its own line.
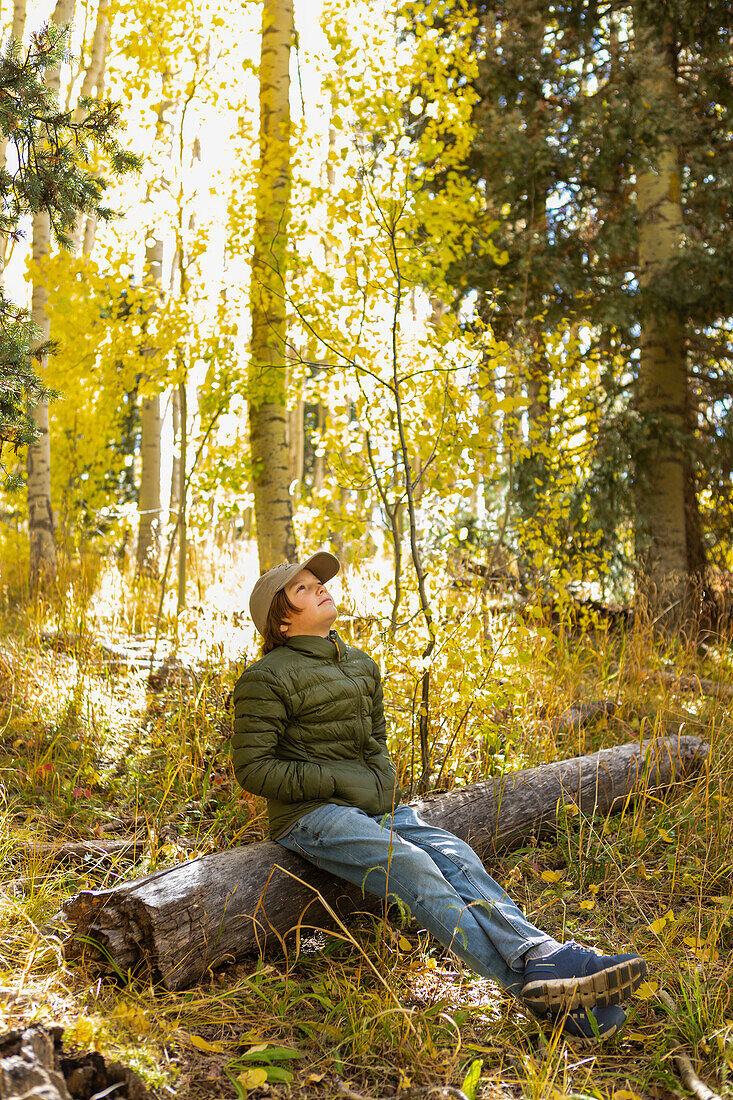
left=298, top=551, right=340, bottom=586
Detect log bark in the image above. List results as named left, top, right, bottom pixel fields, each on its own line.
left=62, top=734, right=707, bottom=991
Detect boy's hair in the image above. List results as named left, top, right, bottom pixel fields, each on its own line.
left=262, top=587, right=299, bottom=654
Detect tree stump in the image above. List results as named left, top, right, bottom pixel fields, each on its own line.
left=0, top=1026, right=149, bottom=1100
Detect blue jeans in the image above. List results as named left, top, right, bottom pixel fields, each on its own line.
left=277, top=803, right=549, bottom=996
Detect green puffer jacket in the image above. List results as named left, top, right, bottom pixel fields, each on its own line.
left=231, top=631, right=402, bottom=838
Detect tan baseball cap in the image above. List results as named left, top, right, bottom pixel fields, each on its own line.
left=249, top=551, right=340, bottom=636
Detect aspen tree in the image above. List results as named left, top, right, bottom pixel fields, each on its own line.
left=136, top=238, right=164, bottom=576
left=248, top=0, right=297, bottom=571
left=633, top=18, right=689, bottom=624
left=136, top=75, right=177, bottom=578
left=27, top=0, right=75, bottom=588
left=169, top=388, right=181, bottom=521
left=70, top=0, right=109, bottom=253
left=0, top=18, right=139, bottom=502
left=286, top=378, right=305, bottom=485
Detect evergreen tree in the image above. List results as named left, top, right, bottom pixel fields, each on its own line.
left=424, top=0, right=733, bottom=619
left=0, top=23, right=140, bottom=490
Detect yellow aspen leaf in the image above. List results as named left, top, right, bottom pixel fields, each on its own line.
left=564, top=803, right=579, bottom=817
left=634, top=980, right=659, bottom=1000
left=398, top=1072, right=413, bottom=1089
left=238, top=1068, right=268, bottom=1090
left=398, top=936, right=413, bottom=952
left=649, top=910, right=675, bottom=934
left=306, top=1073, right=326, bottom=1084
left=588, top=884, right=600, bottom=895
left=658, top=829, right=674, bottom=843
left=625, top=1032, right=648, bottom=1043
left=579, top=898, right=596, bottom=910
left=462, top=1059, right=483, bottom=1100
left=541, top=869, right=562, bottom=883
left=613, top=1090, right=643, bottom=1099
left=467, top=616, right=481, bottom=639
left=682, top=937, right=719, bottom=963
left=187, top=1035, right=225, bottom=1053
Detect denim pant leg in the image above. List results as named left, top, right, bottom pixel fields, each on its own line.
left=278, top=803, right=533, bottom=994
left=389, top=805, right=549, bottom=971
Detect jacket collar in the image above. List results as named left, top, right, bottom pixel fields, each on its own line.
left=285, top=630, right=346, bottom=661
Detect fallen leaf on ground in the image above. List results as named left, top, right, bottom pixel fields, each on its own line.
left=187, top=1034, right=225, bottom=1053
left=238, top=1068, right=268, bottom=1090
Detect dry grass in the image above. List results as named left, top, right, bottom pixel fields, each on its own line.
left=1, top=555, right=732, bottom=1099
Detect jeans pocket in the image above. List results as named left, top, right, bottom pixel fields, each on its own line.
left=293, top=802, right=367, bottom=847
left=279, top=831, right=313, bottom=861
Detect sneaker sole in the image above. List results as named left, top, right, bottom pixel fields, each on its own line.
left=556, top=1015, right=624, bottom=1046
left=522, top=957, right=647, bottom=1013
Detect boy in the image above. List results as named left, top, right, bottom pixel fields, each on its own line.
left=231, top=551, right=647, bottom=1042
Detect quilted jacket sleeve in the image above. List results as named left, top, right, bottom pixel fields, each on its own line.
left=231, top=669, right=336, bottom=804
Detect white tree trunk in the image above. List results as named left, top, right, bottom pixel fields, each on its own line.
left=176, top=379, right=187, bottom=613
left=248, top=0, right=297, bottom=571
left=26, top=0, right=76, bottom=588
left=70, top=0, right=109, bottom=252
left=169, top=385, right=180, bottom=521
left=287, top=379, right=304, bottom=485
left=135, top=239, right=164, bottom=577
left=136, top=397, right=162, bottom=577
left=634, top=19, right=688, bottom=626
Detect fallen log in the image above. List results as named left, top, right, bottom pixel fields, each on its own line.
left=63, top=734, right=707, bottom=992
left=16, top=839, right=148, bottom=864
left=541, top=701, right=617, bottom=735
left=644, top=669, right=733, bottom=701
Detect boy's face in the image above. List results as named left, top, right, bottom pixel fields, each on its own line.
left=280, top=568, right=338, bottom=639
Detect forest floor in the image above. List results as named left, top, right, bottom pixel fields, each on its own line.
left=0, top=577, right=731, bottom=1100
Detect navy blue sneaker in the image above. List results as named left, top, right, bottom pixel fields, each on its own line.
left=522, top=942, right=647, bottom=1013
left=550, top=1003, right=627, bottom=1045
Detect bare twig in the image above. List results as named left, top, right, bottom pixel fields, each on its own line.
left=335, top=1080, right=470, bottom=1100
left=657, top=989, right=722, bottom=1100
